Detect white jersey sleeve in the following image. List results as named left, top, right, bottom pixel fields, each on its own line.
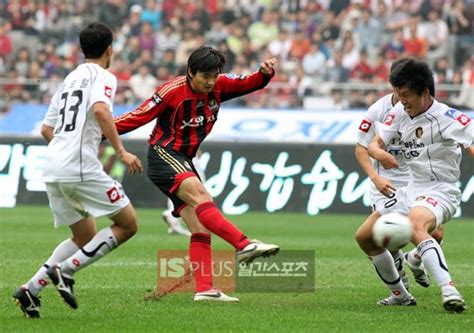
left=442, top=110, right=473, bottom=148
left=356, top=105, right=377, bottom=148
left=377, top=103, right=402, bottom=146
left=43, top=87, right=62, bottom=128
left=356, top=94, right=394, bottom=148
left=90, top=71, right=117, bottom=111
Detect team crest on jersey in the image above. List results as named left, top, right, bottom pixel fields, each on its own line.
left=106, top=186, right=121, bottom=203
left=208, top=99, right=219, bottom=112
left=456, top=113, right=471, bottom=126
left=415, top=127, right=423, bottom=138
left=104, top=86, right=112, bottom=98
left=384, top=113, right=395, bottom=125
left=358, top=119, right=372, bottom=133
left=415, top=196, right=426, bottom=201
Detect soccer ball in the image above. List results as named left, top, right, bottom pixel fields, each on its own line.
left=373, top=213, right=413, bottom=251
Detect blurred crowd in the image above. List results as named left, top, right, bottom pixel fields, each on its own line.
left=1, top=0, right=473, bottom=113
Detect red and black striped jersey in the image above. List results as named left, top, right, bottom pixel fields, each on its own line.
left=114, top=70, right=274, bottom=157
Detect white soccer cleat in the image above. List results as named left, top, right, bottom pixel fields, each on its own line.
left=193, top=289, right=239, bottom=302
left=377, top=293, right=417, bottom=306
left=236, top=239, right=279, bottom=264
left=162, top=211, right=191, bottom=237
left=404, top=253, right=430, bottom=288
left=442, top=286, right=467, bottom=313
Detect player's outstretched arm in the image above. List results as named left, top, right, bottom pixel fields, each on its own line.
left=355, top=143, right=396, bottom=197
left=368, top=134, right=399, bottom=170
left=94, top=102, right=143, bottom=175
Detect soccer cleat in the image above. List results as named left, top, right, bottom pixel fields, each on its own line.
left=46, top=265, right=78, bottom=309
left=236, top=239, right=279, bottom=264
left=377, top=294, right=417, bottom=306
left=404, top=253, right=430, bottom=287
left=193, top=289, right=239, bottom=302
left=442, top=287, right=467, bottom=313
left=12, top=286, right=41, bottom=318
left=162, top=212, right=191, bottom=236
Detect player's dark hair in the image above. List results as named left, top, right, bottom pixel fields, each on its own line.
left=187, top=46, right=225, bottom=76
left=79, top=22, right=113, bottom=59
left=389, top=58, right=435, bottom=97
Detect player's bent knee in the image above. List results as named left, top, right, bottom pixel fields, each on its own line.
left=355, top=227, right=371, bottom=246
left=431, top=229, right=444, bottom=243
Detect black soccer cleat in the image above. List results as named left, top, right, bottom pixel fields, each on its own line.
left=12, top=286, right=41, bottom=318
left=47, top=265, right=78, bottom=309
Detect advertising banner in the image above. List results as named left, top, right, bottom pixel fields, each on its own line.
left=1, top=138, right=472, bottom=217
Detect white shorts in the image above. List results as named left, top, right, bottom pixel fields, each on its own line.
left=375, top=182, right=461, bottom=229
left=369, top=180, right=409, bottom=210
left=46, top=175, right=130, bottom=227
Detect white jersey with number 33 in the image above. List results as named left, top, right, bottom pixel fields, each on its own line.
left=42, top=63, right=117, bottom=182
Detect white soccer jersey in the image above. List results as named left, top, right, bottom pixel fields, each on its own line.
left=378, top=99, right=473, bottom=184
left=43, top=63, right=117, bottom=182
left=356, top=94, right=411, bottom=190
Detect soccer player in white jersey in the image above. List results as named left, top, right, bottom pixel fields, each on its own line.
left=355, top=59, right=445, bottom=292
left=359, top=58, right=472, bottom=313
left=355, top=88, right=413, bottom=291
left=12, top=22, right=143, bottom=318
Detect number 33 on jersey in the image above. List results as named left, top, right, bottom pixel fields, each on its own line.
left=42, top=63, right=117, bottom=182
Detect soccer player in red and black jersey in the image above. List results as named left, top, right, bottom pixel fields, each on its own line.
left=114, top=46, right=280, bottom=302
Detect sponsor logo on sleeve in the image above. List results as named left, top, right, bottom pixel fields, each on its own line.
left=152, top=93, right=163, bottom=104
left=106, top=186, right=121, bottom=203
left=456, top=113, right=471, bottom=126
left=444, top=109, right=458, bottom=120
left=358, top=119, right=372, bottom=133
left=225, top=73, right=246, bottom=80
left=104, top=86, right=112, bottom=98
left=384, top=113, right=395, bottom=126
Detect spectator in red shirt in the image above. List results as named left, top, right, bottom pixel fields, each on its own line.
left=372, top=53, right=389, bottom=83
left=350, top=49, right=373, bottom=81
left=0, top=24, right=13, bottom=65
left=289, top=29, right=311, bottom=60
left=403, top=24, right=428, bottom=59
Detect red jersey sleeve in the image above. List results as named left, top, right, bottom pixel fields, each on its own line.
left=217, top=69, right=274, bottom=102
left=114, top=91, right=167, bottom=135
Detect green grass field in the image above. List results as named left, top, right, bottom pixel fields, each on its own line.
left=1, top=206, right=473, bottom=332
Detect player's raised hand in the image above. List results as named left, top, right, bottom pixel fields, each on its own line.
left=259, top=58, right=277, bottom=75
left=119, top=151, right=144, bottom=175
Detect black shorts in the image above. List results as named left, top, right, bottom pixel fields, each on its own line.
left=147, top=144, right=199, bottom=216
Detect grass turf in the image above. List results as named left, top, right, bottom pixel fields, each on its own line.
left=0, top=205, right=472, bottom=332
